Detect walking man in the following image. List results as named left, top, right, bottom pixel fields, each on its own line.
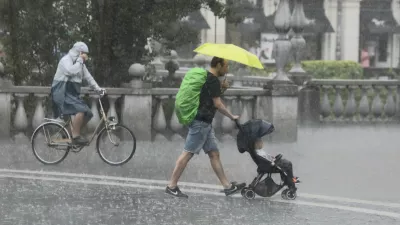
left=166, top=56, right=245, bottom=198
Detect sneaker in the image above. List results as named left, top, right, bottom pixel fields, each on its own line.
left=72, top=136, right=89, bottom=145
left=165, top=186, right=188, bottom=198
left=292, top=177, right=300, bottom=183
left=224, top=182, right=246, bottom=196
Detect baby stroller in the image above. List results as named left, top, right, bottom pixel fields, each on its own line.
left=235, top=119, right=298, bottom=200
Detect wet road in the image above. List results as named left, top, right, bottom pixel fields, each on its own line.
left=0, top=126, right=400, bottom=224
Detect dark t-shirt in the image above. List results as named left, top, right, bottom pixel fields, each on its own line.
left=195, top=71, right=222, bottom=124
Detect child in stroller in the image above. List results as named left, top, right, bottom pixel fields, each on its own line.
left=235, top=119, right=300, bottom=200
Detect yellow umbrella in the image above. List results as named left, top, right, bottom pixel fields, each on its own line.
left=193, top=43, right=264, bottom=69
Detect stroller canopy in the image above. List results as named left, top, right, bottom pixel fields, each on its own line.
left=236, top=119, right=274, bottom=154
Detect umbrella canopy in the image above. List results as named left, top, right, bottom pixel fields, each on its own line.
left=193, top=43, right=264, bottom=69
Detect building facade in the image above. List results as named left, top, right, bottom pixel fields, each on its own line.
left=199, top=0, right=400, bottom=68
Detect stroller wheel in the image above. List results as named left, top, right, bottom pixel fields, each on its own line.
left=241, top=188, right=247, bottom=197
left=286, top=190, right=297, bottom=200
left=244, top=189, right=256, bottom=200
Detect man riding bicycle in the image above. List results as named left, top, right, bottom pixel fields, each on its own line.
left=51, top=42, right=105, bottom=145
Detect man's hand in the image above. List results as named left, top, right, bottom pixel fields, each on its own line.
left=221, top=78, right=230, bottom=89
left=231, top=115, right=239, bottom=120
left=80, top=52, right=89, bottom=62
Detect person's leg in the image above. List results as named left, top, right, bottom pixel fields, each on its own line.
left=71, top=109, right=93, bottom=144
left=204, top=127, right=246, bottom=196
left=165, top=120, right=206, bottom=198
left=168, top=151, right=194, bottom=188
left=71, top=112, right=85, bottom=138
left=276, top=158, right=297, bottom=190
left=207, top=151, right=231, bottom=188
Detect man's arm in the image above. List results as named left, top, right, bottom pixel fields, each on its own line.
left=60, top=57, right=84, bottom=76
left=213, top=97, right=234, bottom=119
left=82, top=65, right=101, bottom=91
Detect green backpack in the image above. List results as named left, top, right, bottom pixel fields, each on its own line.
left=175, top=67, right=208, bottom=125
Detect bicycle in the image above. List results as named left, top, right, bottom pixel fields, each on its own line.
left=31, top=89, right=136, bottom=166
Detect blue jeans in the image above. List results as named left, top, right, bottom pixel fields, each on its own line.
left=184, top=120, right=219, bottom=155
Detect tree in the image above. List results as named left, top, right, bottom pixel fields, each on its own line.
left=0, top=0, right=231, bottom=86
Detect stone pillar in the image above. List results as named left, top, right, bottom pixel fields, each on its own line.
left=121, top=63, right=152, bottom=141
left=288, top=0, right=311, bottom=86
left=263, top=81, right=299, bottom=143
left=272, top=0, right=292, bottom=82
left=340, top=0, right=361, bottom=61
left=262, top=0, right=299, bottom=143
left=297, top=83, right=320, bottom=126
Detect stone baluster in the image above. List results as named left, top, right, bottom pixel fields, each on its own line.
left=239, top=96, right=254, bottom=125
left=288, top=0, right=311, bottom=85
left=358, top=85, right=371, bottom=121
left=0, top=62, right=4, bottom=75
left=272, top=0, right=292, bottom=81
left=152, top=95, right=168, bottom=141
left=320, top=86, right=332, bottom=120
left=0, top=75, right=12, bottom=139
left=107, top=95, right=120, bottom=122
left=289, top=0, right=307, bottom=73
left=384, top=86, right=396, bottom=121
left=86, top=94, right=101, bottom=134
left=332, top=85, right=344, bottom=120
left=220, top=96, right=236, bottom=142
left=169, top=95, right=184, bottom=141
left=344, top=86, right=357, bottom=121
left=13, top=93, right=29, bottom=142
left=396, top=86, right=400, bottom=121
left=371, top=85, right=383, bottom=121
left=32, top=94, right=47, bottom=130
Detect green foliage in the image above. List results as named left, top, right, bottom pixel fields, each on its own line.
left=302, top=60, right=363, bottom=79
left=0, top=0, right=232, bottom=86
left=240, top=60, right=364, bottom=79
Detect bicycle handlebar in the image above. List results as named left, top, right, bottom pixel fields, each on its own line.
left=88, top=88, right=106, bottom=96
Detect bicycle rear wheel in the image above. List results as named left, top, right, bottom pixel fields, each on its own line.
left=31, top=122, right=71, bottom=165
left=96, top=124, right=136, bottom=166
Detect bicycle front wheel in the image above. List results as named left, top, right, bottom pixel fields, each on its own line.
left=96, top=124, right=136, bottom=166
left=31, top=122, right=71, bottom=165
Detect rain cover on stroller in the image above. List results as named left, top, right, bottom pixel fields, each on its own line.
left=236, top=119, right=274, bottom=154
left=236, top=119, right=283, bottom=198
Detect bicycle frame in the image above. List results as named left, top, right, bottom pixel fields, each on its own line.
left=45, top=90, right=115, bottom=147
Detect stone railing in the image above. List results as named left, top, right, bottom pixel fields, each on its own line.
left=0, top=85, right=126, bottom=141
left=151, top=88, right=267, bottom=142
left=299, top=79, right=400, bottom=124
left=0, top=79, right=299, bottom=142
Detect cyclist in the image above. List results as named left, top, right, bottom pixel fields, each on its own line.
left=51, top=41, right=104, bottom=145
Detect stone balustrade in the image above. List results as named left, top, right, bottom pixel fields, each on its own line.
left=0, top=83, right=281, bottom=142
left=0, top=85, right=125, bottom=141
left=300, top=79, right=400, bottom=124
left=151, top=88, right=266, bottom=142
left=2, top=78, right=400, bottom=143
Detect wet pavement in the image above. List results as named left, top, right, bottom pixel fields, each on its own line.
left=0, top=177, right=398, bottom=225
left=0, top=126, right=400, bottom=224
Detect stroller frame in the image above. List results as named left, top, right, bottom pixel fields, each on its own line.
left=234, top=120, right=298, bottom=200
left=240, top=162, right=297, bottom=200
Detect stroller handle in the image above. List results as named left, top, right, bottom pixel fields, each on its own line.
left=234, top=119, right=243, bottom=132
